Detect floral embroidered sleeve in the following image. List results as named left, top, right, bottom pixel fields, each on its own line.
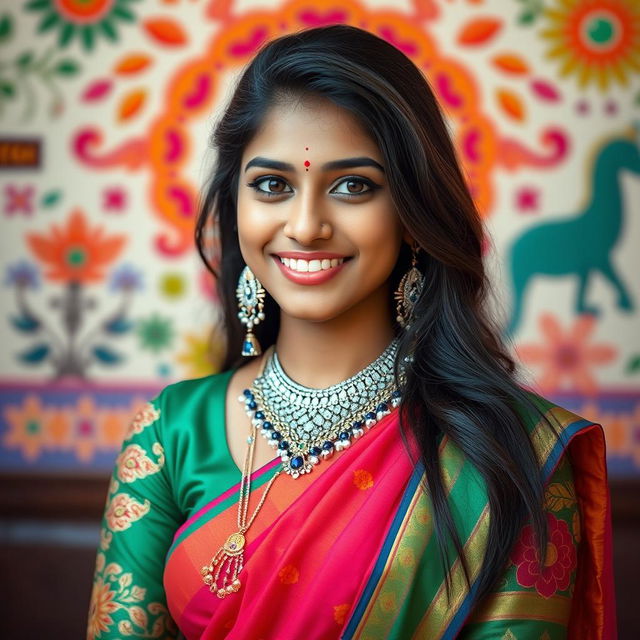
left=87, top=395, right=181, bottom=640
left=459, top=455, right=580, bottom=640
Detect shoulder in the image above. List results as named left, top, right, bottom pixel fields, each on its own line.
left=514, top=390, right=605, bottom=487
left=152, top=369, right=236, bottom=413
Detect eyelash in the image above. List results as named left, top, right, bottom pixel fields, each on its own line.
left=246, top=176, right=380, bottom=199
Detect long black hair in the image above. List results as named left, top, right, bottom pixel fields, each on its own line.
left=195, top=24, right=553, bottom=603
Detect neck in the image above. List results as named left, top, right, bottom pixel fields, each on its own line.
left=274, top=285, right=397, bottom=389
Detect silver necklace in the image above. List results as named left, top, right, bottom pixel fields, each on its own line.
left=238, top=338, right=403, bottom=478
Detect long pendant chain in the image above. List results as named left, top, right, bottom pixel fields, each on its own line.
left=201, top=422, right=281, bottom=598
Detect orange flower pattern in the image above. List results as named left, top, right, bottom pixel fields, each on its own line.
left=87, top=552, right=176, bottom=640
left=278, top=564, right=299, bottom=585
left=333, top=603, right=351, bottom=626
left=353, top=469, right=374, bottom=490
left=26, top=208, right=126, bottom=284
left=116, top=443, right=165, bottom=483
left=105, top=493, right=151, bottom=532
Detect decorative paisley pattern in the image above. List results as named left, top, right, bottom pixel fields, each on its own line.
left=116, top=442, right=165, bottom=482
left=124, top=403, right=161, bottom=440
left=105, top=493, right=151, bottom=532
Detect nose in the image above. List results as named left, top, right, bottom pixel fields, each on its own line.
left=282, top=190, right=332, bottom=245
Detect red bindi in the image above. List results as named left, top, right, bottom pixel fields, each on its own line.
left=304, top=160, right=310, bottom=172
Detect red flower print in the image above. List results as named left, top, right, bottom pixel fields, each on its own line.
left=510, top=512, right=577, bottom=598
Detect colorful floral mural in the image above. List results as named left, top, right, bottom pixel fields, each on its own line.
left=0, top=0, right=638, bottom=474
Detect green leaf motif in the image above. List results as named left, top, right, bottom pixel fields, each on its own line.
left=0, top=79, right=14, bottom=97
left=55, top=59, right=80, bottom=76
left=104, top=316, right=133, bottom=334
left=93, top=345, right=122, bottom=365
left=0, top=14, right=12, bottom=43
left=16, top=51, right=34, bottom=69
left=19, top=343, right=50, bottom=364
left=25, top=0, right=51, bottom=10
left=11, top=314, right=41, bottom=333
left=518, top=10, right=536, bottom=26
left=41, top=189, right=62, bottom=208
left=627, top=355, right=640, bottom=374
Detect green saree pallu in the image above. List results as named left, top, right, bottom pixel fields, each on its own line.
left=88, top=370, right=615, bottom=639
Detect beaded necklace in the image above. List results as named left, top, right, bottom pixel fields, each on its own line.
left=201, top=341, right=403, bottom=598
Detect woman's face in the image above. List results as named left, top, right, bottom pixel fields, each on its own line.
left=237, top=96, right=409, bottom=326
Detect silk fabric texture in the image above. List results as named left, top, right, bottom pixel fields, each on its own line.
left=88, top=369, right=616, bottom=639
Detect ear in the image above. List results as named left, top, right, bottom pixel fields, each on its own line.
left=402, top=229, right=414, bottom=246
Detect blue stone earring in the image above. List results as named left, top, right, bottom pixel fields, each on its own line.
left=394, top=243, right=424, bottom=329
left=236, top=265, right=266, bottom=356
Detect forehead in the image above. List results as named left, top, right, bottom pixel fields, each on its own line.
left=243, top=96, right=381, bottom=161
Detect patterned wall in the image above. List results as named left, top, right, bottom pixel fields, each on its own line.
left=1, top=0, right=639, bottom=475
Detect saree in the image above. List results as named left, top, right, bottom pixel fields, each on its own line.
left=161, top=384, right=616, bottom=639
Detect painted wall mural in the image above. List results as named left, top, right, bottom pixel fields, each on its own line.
left=1, top=0, right=638, bottom=475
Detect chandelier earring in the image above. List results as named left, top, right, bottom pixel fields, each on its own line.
left=394, top=242, right=425, bottom=329
left=236, top=265, right=266, bottom=356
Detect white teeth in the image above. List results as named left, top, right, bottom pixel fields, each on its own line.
left=279, top=257, right=345, bottom=273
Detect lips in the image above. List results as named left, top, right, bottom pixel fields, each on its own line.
left=272, top=254, right=351, bottom=285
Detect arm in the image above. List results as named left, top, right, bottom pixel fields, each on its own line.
left=460, top=455, right=579, bottom=640
left=87, top=394, right=182, bottom=639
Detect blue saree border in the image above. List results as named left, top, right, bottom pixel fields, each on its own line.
left=342, top=462, right=424, bottom=639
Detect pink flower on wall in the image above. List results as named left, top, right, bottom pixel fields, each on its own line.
left=4, top=184, right=35, bottom=216
left=102, top=186, right=128, bottom=213
left=515, top=186, right=540, bottom=213
left=511, top=512, right=576, bottom=598
left=517, top=314, right=616, bottom=395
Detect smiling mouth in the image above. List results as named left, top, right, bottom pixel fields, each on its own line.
left=277, top=256, right=351, bottom=273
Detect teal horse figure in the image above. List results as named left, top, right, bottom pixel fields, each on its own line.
left=506, top=133, right=639, bottom=335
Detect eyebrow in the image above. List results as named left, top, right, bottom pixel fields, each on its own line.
left=243, top=156, right=385, bottom=173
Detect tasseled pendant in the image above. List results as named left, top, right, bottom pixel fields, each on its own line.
left=201, top=532, right=246, bottom=598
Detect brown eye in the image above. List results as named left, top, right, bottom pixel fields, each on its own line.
left=249, top=177, right=292, bottom=196
left=268, top=178, right=286, bottom=193
left=332, top=177, right=376, bottom=197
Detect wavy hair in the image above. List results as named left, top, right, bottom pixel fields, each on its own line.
left=195, top=24, right=552, bottom=602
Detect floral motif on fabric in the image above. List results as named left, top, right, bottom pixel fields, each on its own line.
left=100, top=528, right=113, bottom=552
left=333, top=603, right=350, bottom=625
left=124, top=402, right=160, bottom=440
left=278, top=564, right=299, bottom=584
left=116, top=443, right=165, bottom=482
left=510, top=512, right=577, bottom=598
left=87, top=552, right=176, bottom=640
left=105, top=493, right=151, bottom=532
left=353, top=469, right=374, bottom=490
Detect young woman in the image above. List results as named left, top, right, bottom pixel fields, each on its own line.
left=87, top=26, right=615, bottom=639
